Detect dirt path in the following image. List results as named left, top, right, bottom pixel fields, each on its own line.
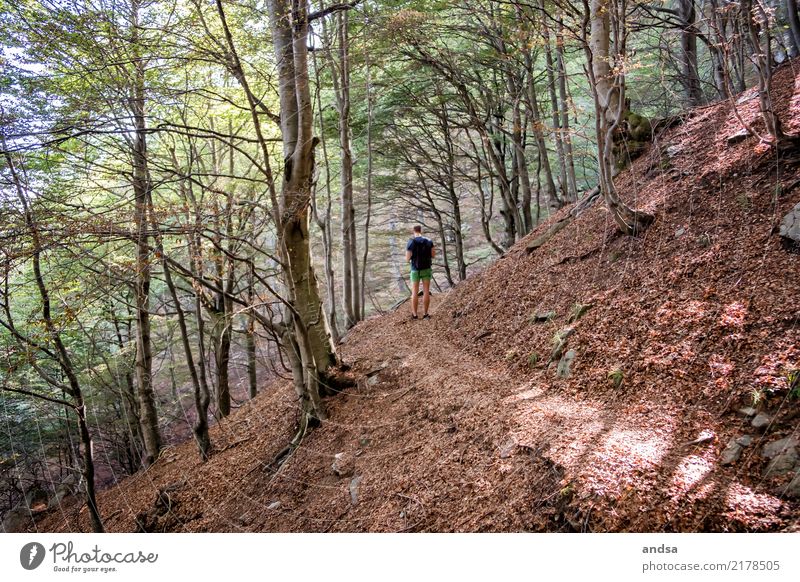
left=36, top=287, right=795, bottom=533
left=238, top=291, right=790, bottom=532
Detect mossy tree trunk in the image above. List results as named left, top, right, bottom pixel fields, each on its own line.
left=586, top=0, right=654, bottom=236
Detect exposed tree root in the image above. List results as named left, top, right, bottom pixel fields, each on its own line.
left=265, top=411, right=318, bottom=475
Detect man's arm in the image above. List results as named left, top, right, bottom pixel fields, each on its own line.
left=405, top=239, right=413, bottom=263
left=405, top=250, right=412, bottom=262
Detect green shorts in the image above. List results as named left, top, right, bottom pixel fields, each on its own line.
left=410, top=268, right=432, bottom=283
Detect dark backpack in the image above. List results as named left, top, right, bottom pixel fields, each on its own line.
left=409, top=236, right=433, bottom=270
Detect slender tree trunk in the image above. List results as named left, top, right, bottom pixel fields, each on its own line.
left=677, top=0, right=703, bottom=106
left=787, top=0, right=800, bottom=55
left=556, top=19, right=578, bottom=201
left=511, top=92, right=534, bottom=234
left=361, top=34, right=373, bottom=317
left=153, top=233, right=212, bottom=460
left=327, top=11, right=360, bottom=328
left=246, top=271, right=258, bottom=399
left=311, top=48, right=342, bottom=344
left=131, top=0, right=161, bottom=466
left=110, top=308, right=143, bottom=465
left=523, top=48, right=560, bottom=210
left=743, top=0, right=788, bottom=143
left=539, top=1, right=570, bottom=205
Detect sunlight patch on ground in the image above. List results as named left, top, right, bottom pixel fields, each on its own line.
left=724, top=483, right=784, bottom=527
left=583, top=427, right=674, bottom=498
left=669, top=454, right=714, bottom=500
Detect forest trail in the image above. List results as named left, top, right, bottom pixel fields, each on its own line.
left=34, top=62, right=800, bottom=533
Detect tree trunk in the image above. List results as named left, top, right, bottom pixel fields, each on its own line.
left=511, top=92, right=534, bottom=234
left=327, top=11, right=360, bottom=329
left=556, top=19, right=579, bottom=201
left=677, top=0, right=703, bottom=106
left=787, top=0, right=800, bottom=55
left=361, top=35, right=374, bottom=316
left=146, top=177, right=212, bottom=460
left=311, top=48, right=342, bottom=344
left=538, top=1, right=570, bottom=205
left=587, top=0, right=654, bottom=235
left=743, top=0, right=788, bottom=144
left=131, top=0, right=161, bottom=466
left=523, top=48, right=560, bottom=211
left=246, top=272, right=258, bottom=400
left=166, top=267, right=211, bottom=460
left=110, top=307, right=143, bottom=466
left=268, top=0, right=337, bottom=421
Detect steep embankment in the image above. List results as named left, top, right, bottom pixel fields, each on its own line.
left=37, top=63, right=800, bottom=533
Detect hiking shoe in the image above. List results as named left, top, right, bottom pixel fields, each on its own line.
left=411, top=314, right=418, bottom=320
left=422, top=314, right=431, bottom=320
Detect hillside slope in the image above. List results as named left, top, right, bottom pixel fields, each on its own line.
left=36, top=63, right=800, bottom=533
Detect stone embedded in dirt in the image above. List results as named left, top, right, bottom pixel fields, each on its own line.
left=549, top=327, right=575, bottom=363
left=48, top=487, right=71, bottom=510
left=778, top=201, right=800, bottom=244
left=783, top=470, right=800, bottom=498
left=267, top=501, right=281, bottom=510
left=727, top=129, right=751, bottom=144
left=751, top=412, right=772, bottom=429
left=1, top=506, right=34, bottom=533
left=332, top=452, right=355, bottom=478
left=735, top=435, right=754, bottom=447
left=531, top=310, right=557, bottom=322
left=726, top=129, right=751, bottom=144
left=721, top=439, right=743, bottom=465
left=367, top=375, right=380, bottom=387
left=666, top=144, right=683, bottom=157
left=349, top=475, right=362, bottom=505
left=736, top=89, right=759, bottom=105
left=557, top=349, right=576, bottom=378
left=675, top=227, right=686, bottom=238
left=498, top=437, right=517, bottom=459
left=761, top=437, right=799, bottom=459
left=737, top=407, right=757, bottom=417
left=764, top=448, right=798, bottom=477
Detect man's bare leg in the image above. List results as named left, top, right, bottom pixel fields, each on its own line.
left=411, top=280, right=420, bottom=317
left=422, top=279, right=431, bottom=316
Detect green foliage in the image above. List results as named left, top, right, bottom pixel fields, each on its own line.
left=608, top=368, right=624, bottom=389
left=697, top=233, right=712, bottom=248
left=786, top=369, right=800, bottom=400
left=568, top=303, right=593, bottom=324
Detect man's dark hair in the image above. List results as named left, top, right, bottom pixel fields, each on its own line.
left=413, top=225, right=422, bottom=233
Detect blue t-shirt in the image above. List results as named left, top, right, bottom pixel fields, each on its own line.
left=407, top=236, right=434, bottom=271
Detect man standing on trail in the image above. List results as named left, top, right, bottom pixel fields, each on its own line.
left=406, top=225, right=435, bottom=320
